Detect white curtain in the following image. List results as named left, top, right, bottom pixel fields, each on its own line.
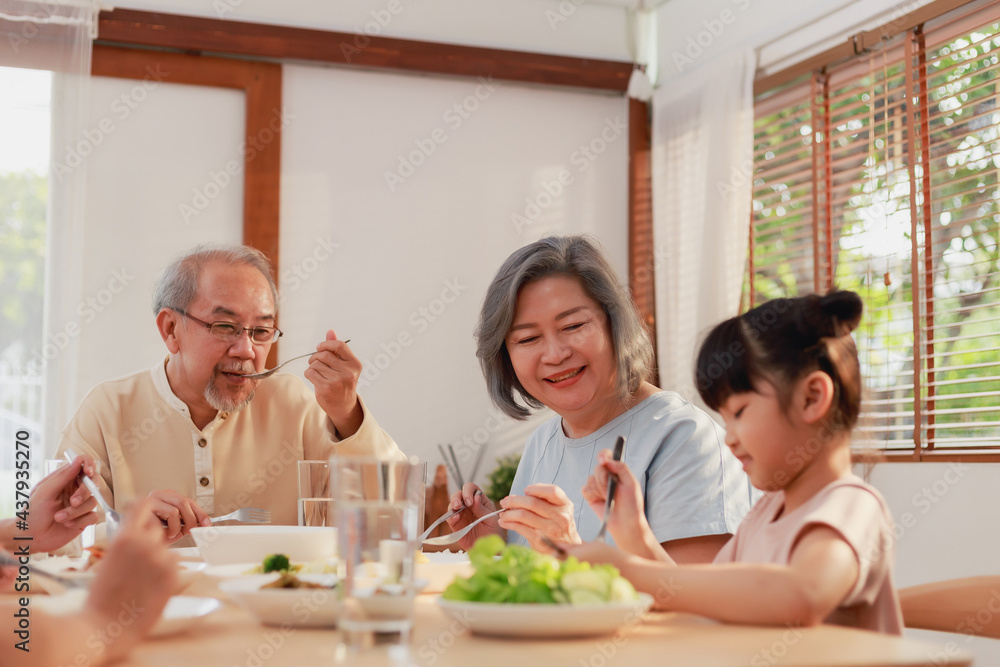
left=0, top=0, right=97, bottom=454
left=651, top=49, right=756, bottom=407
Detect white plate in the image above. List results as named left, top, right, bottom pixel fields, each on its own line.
left=170, top=546, right=204, bottom=559
left=33, top=557, right=205, bottom=592
left=219, top=575, right=430, bottom=628
left=152, top=596, right=223, bottom=637
left=191, top=526, right=337, bottom=566
left=219, top=574, right=342, bottom=628
left=416, top=552, right=473, bottom=594
left=205, top=559, right=339, bottom=579
left=34, top=592, right=220, bottom=637
left=436, top=593, right=654, bottom=638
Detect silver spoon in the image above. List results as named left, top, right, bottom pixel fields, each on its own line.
left=242, top=340, right=351, bottom=380
left=63, top=451, right=121, bottom=538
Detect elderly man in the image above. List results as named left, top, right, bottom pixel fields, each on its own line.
left=56, top=244, right=403, bottom=542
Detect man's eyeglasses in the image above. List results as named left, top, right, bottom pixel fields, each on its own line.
left=173, top=309, right=282, bottom=344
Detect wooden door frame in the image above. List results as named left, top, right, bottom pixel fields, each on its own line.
left=92, top=44, right=283, bottom=364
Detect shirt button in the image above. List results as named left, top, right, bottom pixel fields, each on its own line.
left=199, top=477, right=210, bottom=487
left=198, top=438, right=207, bottom=448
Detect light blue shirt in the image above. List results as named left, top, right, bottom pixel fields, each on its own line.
left=507, top=391, right=758, bottom=547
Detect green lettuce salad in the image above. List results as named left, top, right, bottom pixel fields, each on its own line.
left=441, top=535, right=639, bottom=604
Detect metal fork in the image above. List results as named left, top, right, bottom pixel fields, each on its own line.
left=418, top=489, right=482, bottom=542
left=422, top=507, right=508, bottom=547
left=159, top=507, right=271, bottom=528
left=63, top=451, right=122, bottom=538
left=593, top=436, right=626, bottom=543
left=210, top=507, right=271, bottom=524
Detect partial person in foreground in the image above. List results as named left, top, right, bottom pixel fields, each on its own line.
left=56, top=244, right=404, bottom=544
left=567, top=290, right=903, bottom=633
left=447, top=235, right=756, bottom=563
left=1, top=460, right=176, bottom=666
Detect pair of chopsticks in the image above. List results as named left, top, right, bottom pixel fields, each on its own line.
left=437, top=442, right=488, bottom=489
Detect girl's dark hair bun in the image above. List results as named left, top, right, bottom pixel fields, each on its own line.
left=820, top=289, right=863, bottom=334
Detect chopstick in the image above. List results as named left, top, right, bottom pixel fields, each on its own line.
left=541, top=536, right=567, bottom=559
left=469, top=442, right=487, bottom=484
left=447, top=443, right=464, bottom=488
left=437, top=444, right=461, bottom=489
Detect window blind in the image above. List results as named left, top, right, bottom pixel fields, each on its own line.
left=748, top=0, right=1000, bottom=459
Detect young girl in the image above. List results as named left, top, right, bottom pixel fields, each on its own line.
left=566, top=290, right=903, bottom=634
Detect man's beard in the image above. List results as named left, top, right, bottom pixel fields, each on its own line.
left=204, top=365, right=257, bottom=413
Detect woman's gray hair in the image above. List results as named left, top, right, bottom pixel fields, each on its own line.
left=475, top=235, right=654, bottom=420
left=152, top=244, right=278, bottom=314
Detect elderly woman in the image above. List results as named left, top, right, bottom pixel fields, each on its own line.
left=447, top=235, right=757, bottom=563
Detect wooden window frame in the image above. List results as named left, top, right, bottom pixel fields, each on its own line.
left=94, top=9, right=655, bottom=369
left=752, top=0, right=1000, bottom=463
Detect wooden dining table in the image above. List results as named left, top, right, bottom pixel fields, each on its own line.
left=115, top=571, right=974, bottom=667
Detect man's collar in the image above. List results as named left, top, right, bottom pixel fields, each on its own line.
left=152, top=357, right=192, bottom=417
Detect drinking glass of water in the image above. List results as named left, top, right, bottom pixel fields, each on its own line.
left=332, top=456, right=426, bottom=651
left=298, top=460, right=334, bottom=527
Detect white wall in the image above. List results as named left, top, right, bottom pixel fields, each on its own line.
left=115, top=0, right=632, bottom=61
left=864, top=463, right=1000, bottom=662
left=278, top=63, right=630, bottom=481
left=74, top=76, right=245, bottom=401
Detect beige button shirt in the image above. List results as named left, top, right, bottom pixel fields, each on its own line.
left=56, top=360, right=404, bottom=531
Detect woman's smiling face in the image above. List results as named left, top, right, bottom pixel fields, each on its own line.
left=505, top=275, right=617, bottom=429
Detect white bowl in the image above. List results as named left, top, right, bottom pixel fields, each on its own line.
left=416, top=552, right=474, bottom=594
left=32, top=557, right=205, bottom=593
left=219, top=574, right=341, bottom=627
left=190, top=525, right=337, bottom=566
left=35, top=592, right=221, bottom=637
left=437, top=593, right=654, bottom=638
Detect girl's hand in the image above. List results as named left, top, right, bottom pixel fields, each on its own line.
left=562, top=541, right=630, bottom=571
left=498, top=484, right=581, bottom=551
left=85, top=498, right=178, bottom=662
left=581, top=450, right=662, bottom=559
left=25, top=455, right=100, bottom=553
